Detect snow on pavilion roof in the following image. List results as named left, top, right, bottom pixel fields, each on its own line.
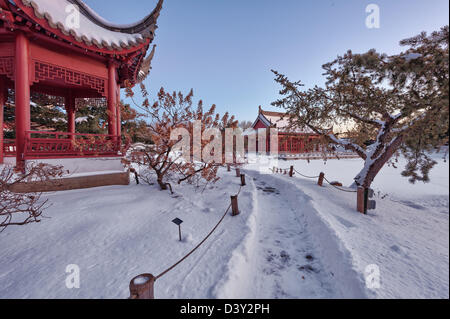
left=17, top=0, right=163, bottom=51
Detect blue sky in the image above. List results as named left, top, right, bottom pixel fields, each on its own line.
left=84, top=0, right=449, bottom=122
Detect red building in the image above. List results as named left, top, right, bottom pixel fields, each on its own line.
left=0, top=0, right=163, bottom=171
left=251, top=106, right=323, bottom=154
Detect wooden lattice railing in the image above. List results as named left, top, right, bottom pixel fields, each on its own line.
left=23, top=131, right=121, bottom=159
left=3, top=139, right=16, bottom=156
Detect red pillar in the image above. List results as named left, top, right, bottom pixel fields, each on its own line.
left=15, top=32, right=31, bottom=169
left=65, top=93, right=76, bottom=135
left=115, top=84, right=121, bottom=138
left=107, top=61, right=118, bottom=137
left=0, top=77, right=5, bottom=164
left=289, top=136, right=292, bottom=153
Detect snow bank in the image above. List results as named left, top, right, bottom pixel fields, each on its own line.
left=0, top=170, right=254, bottom=299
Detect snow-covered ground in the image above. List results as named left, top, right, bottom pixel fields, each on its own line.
left=0, top=170, right=254, bottom=299
left=0, top=152, right=448, bottom=299
left=242, top=152, right=448, bottom=299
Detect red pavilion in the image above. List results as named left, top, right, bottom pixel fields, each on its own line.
left=0, top=0, right=163, bottom=188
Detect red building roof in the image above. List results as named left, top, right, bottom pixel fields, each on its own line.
left=251, top=106, right=317, bottom=134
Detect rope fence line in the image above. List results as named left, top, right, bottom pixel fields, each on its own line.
left=129, top=165, right=359, bottom=299
left=323, top=176, right=358, bottom=193
left=272, top=165, right=371, bottom=215
left=155, top=184, right=243, bottom=281
left=129, top=169, right=245, bottom=299
left=272, top=166, right=357, bottom=193
left=293, top=168, right=321, bottom=180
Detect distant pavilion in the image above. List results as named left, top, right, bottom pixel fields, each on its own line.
left=250, top=106, right=323, bottom=154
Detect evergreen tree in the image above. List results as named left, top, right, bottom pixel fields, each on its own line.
left=2, top=93, right=110, bottom=138
left=75, top=98, right=108, bottom=135
left=272, top=26, right=449, bottom=188
left=30, top=93, right=67, bottom=132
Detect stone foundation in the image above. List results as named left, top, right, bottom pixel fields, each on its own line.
left=9, top=171, right=130, bottom=193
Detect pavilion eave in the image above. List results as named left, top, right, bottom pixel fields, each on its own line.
left=1, top=0, right=162, bottom=86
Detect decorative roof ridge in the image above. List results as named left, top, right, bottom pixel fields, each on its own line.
left=251, top=112, right=273, bottom=129
left=137, top=44, right=156, bottom=83
left=18, top=0, right=163, bottom=51
left=68, top=0, right=163, bottom=35
left=260, top=107, right=286, bottom=118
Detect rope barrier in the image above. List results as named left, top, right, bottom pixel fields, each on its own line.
left=293, top=169, right=321, bottom=179
left=272, top=166, right=357, bottom=193
left=323, top=176, right=358, bottom=193
left=154, top=184, right=243, bottom=281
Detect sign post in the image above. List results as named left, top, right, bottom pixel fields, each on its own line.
left=172, top=218, right=184, bottom=241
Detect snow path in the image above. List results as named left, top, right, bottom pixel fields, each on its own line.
left=216, top=170, right=366, bottom=298
left=245, top=156, right=449, bottom=299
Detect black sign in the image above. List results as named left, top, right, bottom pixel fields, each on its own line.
left=172, top=218, right=183, bottom=226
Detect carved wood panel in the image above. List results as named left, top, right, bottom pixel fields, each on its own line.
left=0, top=57, right=14, bottom=80
left=32, top=60, right=107, bottom=97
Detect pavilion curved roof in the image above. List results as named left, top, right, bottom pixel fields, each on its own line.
left=17, top=0, right=163, bottom=52
left=0, top=0, right=163, bottom=85
left=252, top=106, right=317, bottom=134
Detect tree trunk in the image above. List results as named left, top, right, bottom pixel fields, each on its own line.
left=157, top=175, right=167, bottom=190
left=356, top=136, right=404, bottom=188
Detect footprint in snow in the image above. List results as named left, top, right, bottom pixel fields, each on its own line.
left=298, top=264, right=319, bottom=273
left=280, top=251, right=291, bottom=264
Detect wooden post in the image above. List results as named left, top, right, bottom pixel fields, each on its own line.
left=240, top=174, right=246, bottom=186
left=357, top=187, right=367, bottom=214
left=289, top=166, right=294, bottom=177
left=227, top=164, right=231, bottom=172
left=129, top=274, right=155, bottom=299
left=235, top=168, right=240, bottom=177
left=231, top=195, right=239, bottom=216
left=318, top=172, right=325, bottom=187
left=178, top=224, right=182, bottom=241
left=15, top=32, right=31, bottom=171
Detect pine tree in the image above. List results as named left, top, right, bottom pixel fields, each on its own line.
left=272, top=26, right=449, bottom=188
left=30, top=93, right=67, bottom=132
left=75, top=98, right=108, bottom=135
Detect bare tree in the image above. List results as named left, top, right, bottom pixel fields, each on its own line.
left=239, top=120, right=253, bottom=131
left=125, top=85, right=238, bottom=190
left=1, top=163, right=64, bottom=231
